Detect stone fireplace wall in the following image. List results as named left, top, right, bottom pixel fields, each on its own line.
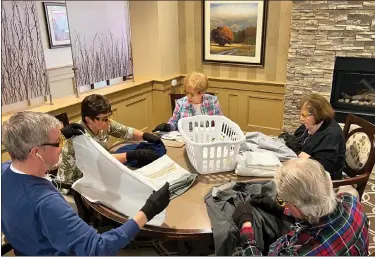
left=283, top=0, right=375, bottom=132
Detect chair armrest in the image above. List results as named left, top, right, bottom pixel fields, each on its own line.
left=332, top=173, right=370, bottom=188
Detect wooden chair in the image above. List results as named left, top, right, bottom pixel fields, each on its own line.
left=170, top=94, right=185, bottom=113
left=170, top=92, right=215, bottom=113
left=333, top=114, right=375, bottom=200
left=54, top=112, right=69, bottom=127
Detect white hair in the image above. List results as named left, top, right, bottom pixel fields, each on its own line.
left=2, top=112, right=61, bottom=161
left=274, top=158, right=337, bottom=224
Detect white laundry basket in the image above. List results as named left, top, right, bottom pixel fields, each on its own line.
left=178, top=115, right=245, bottom=174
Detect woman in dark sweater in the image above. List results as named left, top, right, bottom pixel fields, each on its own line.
left=292, top=93, right=345, bottom=180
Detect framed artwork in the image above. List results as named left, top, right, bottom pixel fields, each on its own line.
left=43, top=2, right=70, bottom=48
left=203, top=0, right=268, bottom=66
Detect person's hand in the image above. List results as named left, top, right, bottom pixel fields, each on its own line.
left=142, top=132, right=162, bottom=144
left=126, top=149, right=159, bottom=165
left=250, top=194, right=284, bottom=217
left=232, top=201, right=254, bottom=228
left=285, top=137, right=303, bottom=155
left=152, top=123, right=171, bottom=132
left=140, top=182, right=170, bottom=221
left=298, top=151, right=311, bottom=159
left=61, top=123, right=85, bottom=139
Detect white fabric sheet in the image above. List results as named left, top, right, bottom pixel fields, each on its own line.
left=71, top=135, right=167, bottom=225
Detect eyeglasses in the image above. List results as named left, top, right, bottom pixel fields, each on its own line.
left=276, top=194, right=286, bottom=206
left=185, top=91, right=200, bottom=98
left=300, top=112, right=313, bottom=119
left=39, top=134, right=66, bottom=148
left=94, top=112, right=113, bottom=122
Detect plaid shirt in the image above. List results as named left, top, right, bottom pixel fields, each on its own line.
left=167, top=94, right=223, bottom=130
left=233, top=193, right=369, bottom=256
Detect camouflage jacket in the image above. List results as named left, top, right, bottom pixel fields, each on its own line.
left=57, top=120, right=135, bottom=183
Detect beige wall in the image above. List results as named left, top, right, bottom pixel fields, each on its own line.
left=178, top=1, right=292, bottom=83
left=36, top=0, right=73, bottom=69
left=2, top=1, right=293, bottom=141
left=48, top=65, right=75, bottom=99
left=129, top=1, right=180, bottom=80
left=173, top=1, right=292, bottom=135
left=129, top=1, right=160, bottom=80
left=158, top=1, right=181, bottom=77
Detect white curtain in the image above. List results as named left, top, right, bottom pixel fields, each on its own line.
left=1, top=1, right=50, bottom=105
left=66, top=1, right=133, bottom=88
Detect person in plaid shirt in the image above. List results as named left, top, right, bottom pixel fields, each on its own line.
left=153, top=72, right=222, bottom=132
left=232, top=159, right=369, bottom=256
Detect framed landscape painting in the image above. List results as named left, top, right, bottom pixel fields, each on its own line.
left=43, top=2, right=71, bottom=48
left=203, top=0, right=267, bottom=66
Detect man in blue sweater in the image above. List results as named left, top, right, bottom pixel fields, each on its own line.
left=1, top=111, right=170, bottom=256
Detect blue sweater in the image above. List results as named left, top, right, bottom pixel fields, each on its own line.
left=1, top=167, right=140, bottom=255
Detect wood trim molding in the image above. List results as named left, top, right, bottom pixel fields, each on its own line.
left=208, top=76, right=285, bottom=87
left=47, top=66, right=74, bottom=83
left=153, top=76, right=184, bottom=92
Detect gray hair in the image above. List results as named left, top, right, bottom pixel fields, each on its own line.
left=275, top=159, right=337, bottom=224
left=2, top=112, right=61, bottom=161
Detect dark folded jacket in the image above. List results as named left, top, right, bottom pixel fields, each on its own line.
left=115, top=142, right=166, bottom=168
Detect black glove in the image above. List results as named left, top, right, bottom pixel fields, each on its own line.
left=142, top=132, right=162, bottom=144
left=152, top=123, right=171, bottom=132
left=285, top=138, right=303, bottom=155
left=126, top=149, right=159, bottom=165
left=279, top=132, right=303, bottom=154
left=140, top=182, right=170, bottom=221
left=232, top=201, right=254, bottom=228
left=250, top=194, right=285, bottom=217
left=61, top=123, right=85, bottom=139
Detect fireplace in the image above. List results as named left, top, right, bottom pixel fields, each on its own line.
left=330, top=57, right=375, bottom=124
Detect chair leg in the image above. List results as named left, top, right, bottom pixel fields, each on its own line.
left=357, top=182, right=367, bottom=201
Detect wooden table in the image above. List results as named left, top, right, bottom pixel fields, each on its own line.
left=82, top=144, right=270, bottom=240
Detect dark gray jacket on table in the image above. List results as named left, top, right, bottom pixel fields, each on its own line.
left=205, top=180, right=292, bottom=255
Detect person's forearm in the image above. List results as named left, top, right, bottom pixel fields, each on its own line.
left=235, top=222, right=263, bottom=256
left=38, top=192, right=142, bottom=256
left=133, top=211, right=148, bottom=228
left=133, top=129, right=144, bottom=141
left=112, top=153, right=127, bottom=163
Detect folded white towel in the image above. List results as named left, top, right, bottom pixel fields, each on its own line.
left=245, top=165, right=279, bottom=171
left=235, top=151, right=281, bottom=177
left=236, top=167, right=277, bottom=177
left=242, top=151, right=281, bottom=166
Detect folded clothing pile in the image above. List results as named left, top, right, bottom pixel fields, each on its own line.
left=115, top=141, right=166, bottom=167
left=240, top=132, right=297, bottom=161
left=235, top=151, right=281, bottom=177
